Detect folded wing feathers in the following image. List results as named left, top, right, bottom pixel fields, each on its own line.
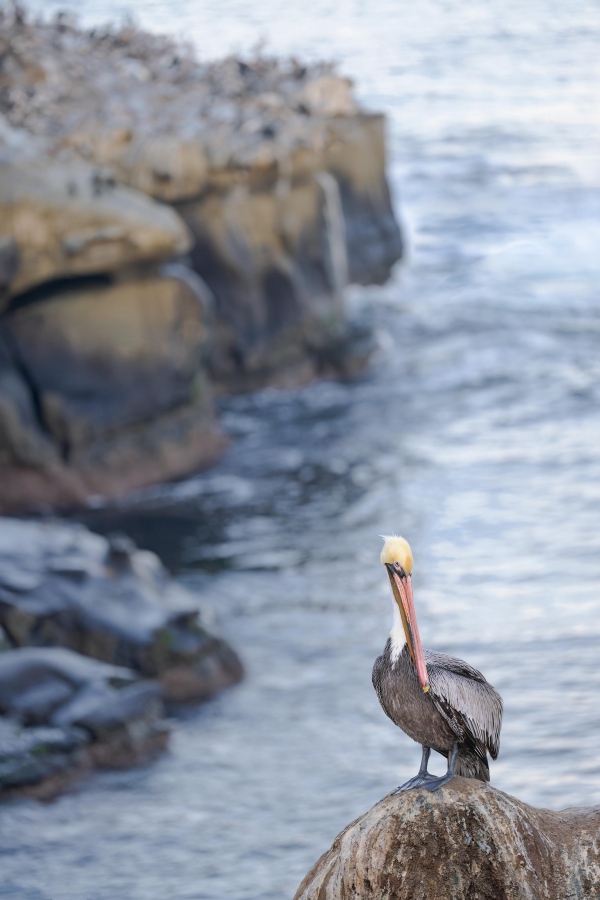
left=425, top=651, right=503, bottom=760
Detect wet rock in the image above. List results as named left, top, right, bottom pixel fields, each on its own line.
left=0, top=518, right=244, bottom=703
left=0, top=646, right=167, bottom=799
left=0, top=646, right=135, bottom=724
left=0, top=717, right=87, bottom=798
left=294, top=778, right=600, bottom=900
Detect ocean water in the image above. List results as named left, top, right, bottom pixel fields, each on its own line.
left=3, top=1, right=600, bottom=898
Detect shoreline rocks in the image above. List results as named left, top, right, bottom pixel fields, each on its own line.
left=0, top=518, right=243, bottom=704
left=0, top=516, right=244, bottom=799
left=294, top=778, right=600, bottom=900
left=0, top=646, right=168, bottom=801
left=0, top=8, right=402, bottom=514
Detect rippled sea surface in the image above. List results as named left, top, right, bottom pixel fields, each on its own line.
left=4, top=1, right=600, bottom=898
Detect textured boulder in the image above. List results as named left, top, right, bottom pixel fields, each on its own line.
left=0, top=274, right=224, bottom=513
left=0, top=646, right=167, bottom=799
left=5, top=275, right=209, bottom=443
left=0, top=716, right=87, bottom=799
left=0, top=518, right=243, bottom=703
left=295, top=778, right=600, bottom=900
left=0, top=12, right=402, bottom=393
left=0, top=131, right=191, bottom=305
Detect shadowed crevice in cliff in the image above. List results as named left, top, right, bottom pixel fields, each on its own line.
left=5, top=273, right=114, bottom=314
left=0, top=327, right=61, bottom=468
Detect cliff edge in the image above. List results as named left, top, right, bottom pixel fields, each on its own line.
left=0, top=9, right=402, bottom=513
left=294, top=778, right=600, bottom=900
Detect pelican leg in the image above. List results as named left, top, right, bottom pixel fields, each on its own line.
left=392, top=743, right=459, bottom=794
left=391, top=746, right=431, bottom=793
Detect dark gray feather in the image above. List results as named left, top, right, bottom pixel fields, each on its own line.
left=425, top=649, right=503, bottom=760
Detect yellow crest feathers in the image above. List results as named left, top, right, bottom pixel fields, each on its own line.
left=380, top=535, right=413, bottom=574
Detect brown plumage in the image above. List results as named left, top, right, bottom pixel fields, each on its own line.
left=374, top=534, right=503, bottom=791
left=373, top=641, right=503, bottom=782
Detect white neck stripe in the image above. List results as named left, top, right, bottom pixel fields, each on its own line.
left=389, top=601, right=406, bottom=663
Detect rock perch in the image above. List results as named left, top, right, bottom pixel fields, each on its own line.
left=294, top=778, right=600, bottom=900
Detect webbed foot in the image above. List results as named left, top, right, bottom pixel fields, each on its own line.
left=392, top=743, right=459, bottom=793
left=392, top=771, right=455, bottom=793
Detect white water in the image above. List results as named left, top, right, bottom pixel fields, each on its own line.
left=4, top=1, right=600, bottom=898
left=315, top=172, right=349, bottom=299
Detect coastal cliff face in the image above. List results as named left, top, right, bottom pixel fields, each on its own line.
left=0, top=11, right=402, bottom=512
left=0, top=121, right=222, bottom=513
left=294, top=779, right=600, bottom=900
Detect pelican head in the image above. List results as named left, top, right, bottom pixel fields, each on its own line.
left=380, top=535, right=413, bottom=575
left=380, top=535, right=429, bottom=692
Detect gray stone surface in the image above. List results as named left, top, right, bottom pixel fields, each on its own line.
left=0, top=717, right=86, bottom=790
left=0, top=518, right=243, bottom=702
left=0, top=124, right=191, bottom=304
left=0, top=645, right=166, bottom=797
left=0, top=646, right=134, bottom=724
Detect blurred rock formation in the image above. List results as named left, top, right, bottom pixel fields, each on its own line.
left=0, top=516, right=244, bottom=798
left=0, top=646, right=167, bottom=800
left=294, top=779, right=600, bottom=900
left=0, top=7, right=402, bottom=511
left=0, top=518, right=243, bottom=703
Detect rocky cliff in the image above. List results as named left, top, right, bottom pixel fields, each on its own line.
left=294, top=779, right=600, bottom=900
left=0, top=9, right=402, bottom=513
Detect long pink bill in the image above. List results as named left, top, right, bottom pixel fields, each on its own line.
left=392, top=572, right=430, bottom=692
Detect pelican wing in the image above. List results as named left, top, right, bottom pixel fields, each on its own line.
left=425, top=650, right=503, bottom=760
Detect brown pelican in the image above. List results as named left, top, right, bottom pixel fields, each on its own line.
left=372, top=536, right=503, bottom=792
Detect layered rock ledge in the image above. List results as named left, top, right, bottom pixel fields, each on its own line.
left=294, top=778, right=600, bottom=900
left=0, top=8, right=402, bottom=513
